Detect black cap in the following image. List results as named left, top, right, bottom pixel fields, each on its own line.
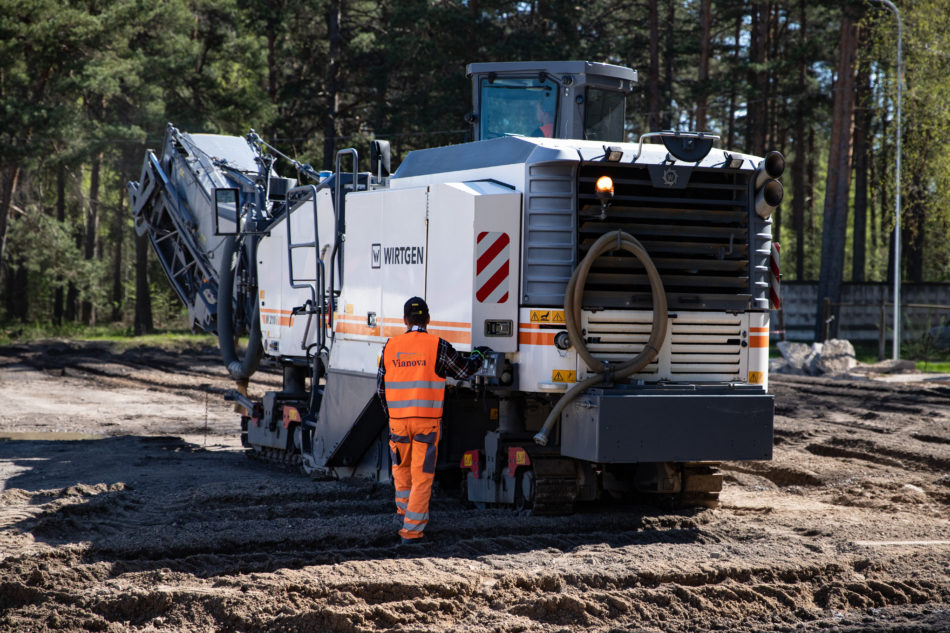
left=404, top=296, right=429, bottom=319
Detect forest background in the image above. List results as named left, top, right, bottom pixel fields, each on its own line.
left=1, top=0, right=948, bottom=340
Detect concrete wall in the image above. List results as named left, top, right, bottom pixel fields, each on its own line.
left=772, top=282, right=950, bottom=342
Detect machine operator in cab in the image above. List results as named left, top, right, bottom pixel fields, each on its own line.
left=377, top=297, right=490, bottom=545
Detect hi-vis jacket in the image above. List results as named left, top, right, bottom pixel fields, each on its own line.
left=382, top=331, right=446, bottom=419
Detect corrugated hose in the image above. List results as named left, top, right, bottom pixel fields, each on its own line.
left=533, top=229, right=668, bottom=446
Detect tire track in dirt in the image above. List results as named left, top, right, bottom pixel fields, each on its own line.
left=2, top=345, right=949, bottom=632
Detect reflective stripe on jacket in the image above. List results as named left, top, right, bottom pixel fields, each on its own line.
left=383, top=331, right=445, bottom=419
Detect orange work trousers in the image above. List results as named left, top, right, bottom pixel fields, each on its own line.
left=388, top=417, right=440, bottom=540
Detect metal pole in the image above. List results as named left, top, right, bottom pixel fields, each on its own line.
left=871, top=0, right=902, bottom=360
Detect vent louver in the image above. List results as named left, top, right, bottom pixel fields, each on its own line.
left=577, top=164, right=753, bottom=311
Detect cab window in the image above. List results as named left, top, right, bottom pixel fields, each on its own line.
left=479, top=77, right=558, bottom=140
left=584, top=88, right=626, bottom=142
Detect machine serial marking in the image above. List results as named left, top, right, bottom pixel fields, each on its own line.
left=382, top=246, right=425, bottom=265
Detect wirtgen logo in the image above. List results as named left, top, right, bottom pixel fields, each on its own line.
left=371, top=244, right=381, bottom=269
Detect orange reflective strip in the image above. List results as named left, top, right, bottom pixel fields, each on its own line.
left=749, top=327, right=769, bottom=333
left=428, top=328, right=471, bottom=344
left=382, top=324, right=470, bottom=343
left=429, top=319, right=470, bottom=328
left=336, top=321, right=381, bottom=336
left=261, top=309, right=293, bottom=327
left=382, top=325, right=404, bottom=337
left=380, top=317, right=471, bottom=328
left=519, top=330, right=555, bottom=346
left=749, top=335, right=769, bottom=348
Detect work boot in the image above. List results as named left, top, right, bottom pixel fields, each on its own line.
left=400, top=535, right=425, bottom=546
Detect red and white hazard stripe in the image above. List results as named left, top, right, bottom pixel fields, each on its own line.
left=770, top=242, right=781, bottom=310
left=475, top=231, right=510, bottom=303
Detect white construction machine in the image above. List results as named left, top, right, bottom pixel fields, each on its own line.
left=128, top=61, right=781, bottom=513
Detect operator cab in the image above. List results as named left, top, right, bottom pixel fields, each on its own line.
left=466, top=61, right=636, bottom=143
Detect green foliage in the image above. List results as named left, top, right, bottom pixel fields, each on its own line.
left=1, top=0, right=949, bottom=332
left=0, top=321, right=215, bottom=348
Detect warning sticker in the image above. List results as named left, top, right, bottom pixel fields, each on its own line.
left=552, top=370, right=577, bottom=383
left=748, top=371, right=764, bottom=384
left=530, top=310, right=565, bottom=324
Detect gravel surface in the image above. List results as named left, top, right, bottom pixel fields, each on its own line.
left=0, top=341, right=948, bottom=632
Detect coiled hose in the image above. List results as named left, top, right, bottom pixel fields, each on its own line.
left=533, top=230, right=668, bottom=446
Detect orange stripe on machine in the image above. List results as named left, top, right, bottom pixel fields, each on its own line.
left=519, top=330, right=555, bottom=346
left=749, top=335, right=769, bottom=348
left=261, top=309, right=294, bottom=327
left=336, top=321, right=381, bottom=336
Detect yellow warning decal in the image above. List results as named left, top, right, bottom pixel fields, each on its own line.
left=259, top=289, right=265, bottom=300
left=514, top=449, right=527, bottom=465
left=530, top=310, right=565, bottom=324
left=345, top=303, right=354, bottom=314
left=552, top=370, right=576, bottom=383
left=748, top=371, right=764, bottom=384
left=463, top=453, right=473, bottom=467
left=489, top=408, right=499, bottom=421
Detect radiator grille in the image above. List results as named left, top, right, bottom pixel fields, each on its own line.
left=577, top=163, right=752, bottom=311
left=584, top=312, right=659, bottom=373
left=668, top=315, right=742, bottom=376
left=582, top=311, right=743, bottom=380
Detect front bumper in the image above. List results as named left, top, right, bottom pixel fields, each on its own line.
left=559, top=383, right=773, bottom=463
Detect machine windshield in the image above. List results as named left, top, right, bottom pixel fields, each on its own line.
left=479, top=77, right=558, bottom=140
left=584, top=88, right=626, bottom=142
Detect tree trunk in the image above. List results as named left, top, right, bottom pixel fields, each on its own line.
left=111, top=181, right=126, bottom=322
left=851, top=57, right=871, bottom=282
left=0, top=166, right=21, bottom=280
left=727, top=13, right=741, bottom=148
left=81, top=153, right=102, bottom=324
left=695, top=0, right=712, bottom=131
left=906, top=171, right=925, bottom=283
left=661, top=0, right=674, bottom=129
left=746, top=2, right=769, bottom=155
left=792, top=0, right=807, bottom=281
left=647, top=0, right=661, bottom=131
left=54, top=164, right=66, bottom=325
left=322, top=0, right=343, bottom=170
left=12, top=265, right=27, bottom=321
left=878, top=109, right=891, bottom=270
left=134, top=232, right=153, bottom=335
left=869, top=106, right=881, bottom=252
left=814, top=16, right=858, bottom=340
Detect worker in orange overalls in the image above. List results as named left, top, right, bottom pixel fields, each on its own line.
left=377, top=297, right=488, bottom=544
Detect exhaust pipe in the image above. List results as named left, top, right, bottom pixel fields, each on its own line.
left=755, top=179, right=784, bottom=219
left=754, top=151, right=785, bottom=189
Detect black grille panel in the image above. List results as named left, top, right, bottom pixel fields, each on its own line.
left=577, top=163, right=752, bottom=311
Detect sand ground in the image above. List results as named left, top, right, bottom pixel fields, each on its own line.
left=0, top=340, right=947, bottom=632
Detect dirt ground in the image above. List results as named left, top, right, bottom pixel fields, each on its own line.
left=0, top=340, right=948, bottom=633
